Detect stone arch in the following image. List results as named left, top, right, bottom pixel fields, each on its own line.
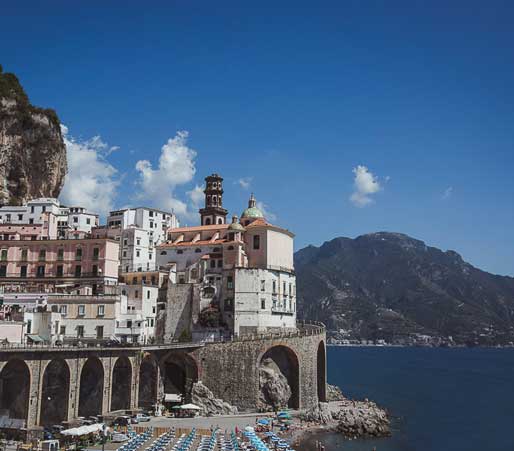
left=0, top=359, right=30, bottom=424
left=160, top=351, right=198, bottom=403
left=258, top=345, right=300, bottom=409
left=138, top=354, right=159, bottom=409
left=111, top=356, right=132, bottom=411
left=40, top=359, right=70, bottom=426
left=78, top=357, right=104, bottom=417
left=317, top=341, right=327, bottom=402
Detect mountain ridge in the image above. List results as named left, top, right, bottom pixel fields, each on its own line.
left=295, top=232, right=514, bottom=345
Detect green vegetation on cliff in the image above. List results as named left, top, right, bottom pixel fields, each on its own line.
left=0, top=64, right=59, bottom=127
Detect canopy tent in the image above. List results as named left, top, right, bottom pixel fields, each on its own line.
left=164, top=393, right=182, bottom=402
left=174, top=403, right=201, bottom=410
left=61, top=423, right=106, bottom=436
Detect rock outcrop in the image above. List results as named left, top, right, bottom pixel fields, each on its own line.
left=191, top=381, right=238, bottom=416
left=333, top=398, right=390, bottom=438
left=326, top=384, right=345, bottom=402
left=258, top=357, right=292, bottom=410
left=0, top=66, right=67, bottom=205
left=301, top=402, right=333, bottom=424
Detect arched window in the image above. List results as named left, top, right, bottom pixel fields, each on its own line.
left=205, top=218, right=211, bottom=225
left=195, top=248, right=202, bottom=253
left=160, top=251, right=167, bottom=255
left=217, top=218, right=223, bottom=224
left=212, top=195, right=217, bottom=206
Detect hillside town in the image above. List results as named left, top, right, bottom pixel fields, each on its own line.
left=0, top=174, right=297, bottom=346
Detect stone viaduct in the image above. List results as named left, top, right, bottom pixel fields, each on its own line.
left=0, top=323, right=326, bottom=431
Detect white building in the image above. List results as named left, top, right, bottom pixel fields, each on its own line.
left=156, top=174, right=297, bottom=339
left=107, top=207, right=179, bottom=272
left=0, top=198, right=98, bottom=238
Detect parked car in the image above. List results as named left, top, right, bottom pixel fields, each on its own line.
left=112, top=433, right=129, bottom=443
left=113, top=416, right=131, bottom=426
left=134, top=414, right=151, bottom=422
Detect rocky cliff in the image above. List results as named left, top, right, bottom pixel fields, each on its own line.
left=0, top=66, right=66, bottom=205
left=295, top=232, right=514, bottom=345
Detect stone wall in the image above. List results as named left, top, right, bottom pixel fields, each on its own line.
left=191, top=325, right=326, bottom=410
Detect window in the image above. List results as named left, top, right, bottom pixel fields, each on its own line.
left=75, top=248, right=82, bottom=260
left=59, top=305, right=68, bottom=315
left=195, top=248, right=202, bottom=253
left=78, top=305, right=85, bottom=316
left=29, top=218, right=34, bottom=224
left=228, top=245, right=234, bottom=250
left=132, top=277, right=137, bottom=284
left=125, top=265, right=129, bottom=272
left=149, top=210, right=154, bottom=217
left=30, top=206, right=35, bottom=213
left=205, top=218, right=211, bottom=225
left=177, top=250, right=183, bottom=255
left=0, top=265, right=6, bottom=277
left=283, top=282, right=287, bottom=295
left=26, top=320, right=32, bottom=334
left=18, top=214, right=23, bottom=221
left=210, top=259, right=216, bottom=269
left=136, top=250, right=140, bottom=257
left=75, top=265, right=82, bottom=277
left=73, top=217, right=78, bottom=223
left=135, top=290, right=139, bottom=298
left=127, top=320, right=132, bottom=328
left=217, top=259, right=223, bottom=268
left=123, top=251, right=127, bottom=257
left=261, top=280, right=265, bottom=292
left=93, top=247, right=99, bottom=260
left=92, top=265, right=98, bottom=276
left=42, top=206, right=46, bottom=213
left=37, top=265, right=45, bottom=277
left=218, top=218, right=223, bottom=224
left=261, top=298, right=266, bottom=310
left=20, top=265, right=27, bottom=277
left=0, top=249, right=7, bottom=261
left=151, top=275, right=156, bottom=284
left=253, top=235, right=260, bottom=250
left=160, top=250, right=167, bottom=255
left=59, top=325, right=66, bottom=335
left=228, top=232, right=235, bottom=241
left=289, top=283, right=292, bottom=296
left=123, top=239, right=128, bottom=246
left=39, top=249, right=46, bottom=261
left=56, top=265, right=63, bottom=277
left=86, top=218, right=91, bottom=225
left=97, top=305, right=105, bottom=316
left=227, top=276, right=233, bottom=289
left=272, top=280, right=277, bottom=293
left=149, top=253, right=152, bottom=260
left=137, top=238, right=141, bottom=245
left=77, top=325, right=84, bottom=338
left=57, top=248, right=64, bottom=260
left=147, top=290, right=151, bottom=299
left=96, top=326, right=104, bottom=339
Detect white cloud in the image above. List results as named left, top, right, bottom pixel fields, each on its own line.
left=187, top=185, right=204, bottom=209
left=59, top=125, right=119, bottom=217
left=350, top=165, right=382, bottom=207
left=236, top=177, right=252, bottom=189
left=256, top=201, right=277, bottom=221
left=442, top=186, right=453, bottom=200
left=135, top=131, right=198, bottom=220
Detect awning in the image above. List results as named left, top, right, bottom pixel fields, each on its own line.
left=26, top=335, right=45, bottom=343
left=176, top=403, right=201, bottom=410
left=164, top=393, right=182, bottom=402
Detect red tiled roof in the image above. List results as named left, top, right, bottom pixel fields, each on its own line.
left=158, top=239, right=227, bottom=248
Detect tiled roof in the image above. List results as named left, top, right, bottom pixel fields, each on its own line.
left=159, top=239, right=227, bottom=248
left=168, top=224, right=229, bottom=233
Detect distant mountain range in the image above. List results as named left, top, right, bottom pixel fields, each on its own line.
left=295, top=232, right=514, bottom=346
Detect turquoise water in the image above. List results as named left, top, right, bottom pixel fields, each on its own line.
left=301, top=346, right=514, bottom=451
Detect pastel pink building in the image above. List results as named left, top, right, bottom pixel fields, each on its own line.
left=0, top=238, right=120, bottom=294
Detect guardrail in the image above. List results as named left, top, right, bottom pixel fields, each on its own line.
left=0, top=321, right=325, bottom=352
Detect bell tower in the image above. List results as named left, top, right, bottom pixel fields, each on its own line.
left=199, top=173, right=228, bottom=226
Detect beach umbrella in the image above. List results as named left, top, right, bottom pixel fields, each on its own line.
left=257, top=419, right=269, bottom=425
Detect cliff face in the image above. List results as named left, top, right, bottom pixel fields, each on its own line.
left=0, top=67, right=67, bottom=205
left=295, top=232, right=514, bottom=345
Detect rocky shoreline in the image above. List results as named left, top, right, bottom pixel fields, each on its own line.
left=293, top=385, right=390, bottom=446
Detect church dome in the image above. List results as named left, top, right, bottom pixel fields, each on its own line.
left=228, top=221, right=246, bottom=232
left=241, top=194, right=264, bottom=219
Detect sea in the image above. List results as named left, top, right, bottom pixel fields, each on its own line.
left=299, top=346, right=514, bottom=451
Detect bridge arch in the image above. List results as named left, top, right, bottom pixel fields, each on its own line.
left=0, top=359, right=30, bottom=426
left=317, top=340, right=327, bottom=402
left=160, top=351, right=198, bottom=403
left=258, top=345, right=300, bottom=409
left=40, top=358, right=70, bottom=426
left=78, top=357, right=104, bottom=417
left=139, top=354, right=159, bottom=409
left=111, top=356, right=132, bottom=411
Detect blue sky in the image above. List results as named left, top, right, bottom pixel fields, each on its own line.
left=1, top=1, right=514, bottom=276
